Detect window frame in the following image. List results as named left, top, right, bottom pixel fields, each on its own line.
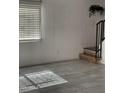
left=19, top=0, right=42, bottom=42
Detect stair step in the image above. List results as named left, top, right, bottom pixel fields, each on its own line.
left=84, top=49, right=96, bottom=57
left=79, top=53, right=98, bottom=64
left=84, top=47, right=96, bottom=51
left=84, top=47, right=97, bottom=57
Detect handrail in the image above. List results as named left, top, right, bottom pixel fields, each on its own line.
left=96, top=20, right=105, bottom=58
left=96, top=20, right=105, bottom=25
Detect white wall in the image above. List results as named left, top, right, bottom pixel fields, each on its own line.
left=101, top=41, right=105, bottom=64
left=19, top=0, right=105, bottom=67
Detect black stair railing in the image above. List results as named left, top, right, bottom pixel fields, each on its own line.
left=96, top=20, right=105, bottom=58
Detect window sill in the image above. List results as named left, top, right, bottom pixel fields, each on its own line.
left=19, top=38, right=41, bottom=43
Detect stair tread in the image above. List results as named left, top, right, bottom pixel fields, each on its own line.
left=84, top=47, right=100, bottom=52
left=84, top=47, right=96, bottom=51
left=84, top=49, right=96, bottom=54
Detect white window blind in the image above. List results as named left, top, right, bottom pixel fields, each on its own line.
left=19, top=0, right=41, bottom=40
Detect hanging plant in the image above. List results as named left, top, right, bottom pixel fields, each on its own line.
left=89, top=5, right=105, bottom=17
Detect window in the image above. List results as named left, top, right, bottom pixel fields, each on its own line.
left=19, top=0, right=41, bottom=41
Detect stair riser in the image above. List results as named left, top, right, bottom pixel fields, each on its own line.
left=79, top=53, right=98, bottom=64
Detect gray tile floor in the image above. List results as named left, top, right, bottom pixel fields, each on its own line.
left=20, top=60, right=105, bottom=93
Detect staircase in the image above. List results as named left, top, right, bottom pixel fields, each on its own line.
left=79, top=20, right=105, bottom=64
